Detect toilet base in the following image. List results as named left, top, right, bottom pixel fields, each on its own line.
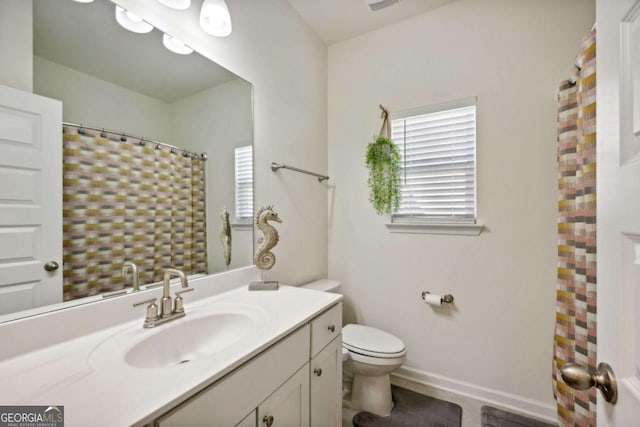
left=350, top=373, right=394, bottom=416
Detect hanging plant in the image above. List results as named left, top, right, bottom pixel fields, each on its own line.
left=366, top=135, right=401, bottom=215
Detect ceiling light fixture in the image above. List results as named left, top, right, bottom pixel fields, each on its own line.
left=115, top=5, right=154, bottom=34
left=162, top=33, right=193, bottom=55
left=157, top=0, right=191, bottom=10
left=71, top=0, right=95, bottom=3
left=199, top=0, right=232, bottom=37
left=367, top=0, right=399, bottom=11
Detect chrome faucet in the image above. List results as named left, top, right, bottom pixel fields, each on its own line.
left=133, top=268, right=193, bottom=328
left=161, top=268, right=189, bottom=318
left=121, top=261, right=140, bottom=291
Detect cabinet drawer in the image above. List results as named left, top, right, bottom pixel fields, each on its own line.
left=310, top=303, right=342, bottom=357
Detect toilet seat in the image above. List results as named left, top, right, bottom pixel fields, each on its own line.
left=342, top=324, right=406, bottom=359
left=347, top=350, right=406, bottom=366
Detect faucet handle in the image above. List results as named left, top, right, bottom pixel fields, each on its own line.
left=173, top=287, right=194, bottom=314
left=133, top=297, right=157, bottom=307
left=133, top=298, right=159, bottom=327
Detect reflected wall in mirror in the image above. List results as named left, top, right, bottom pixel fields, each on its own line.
left=0, top=0, right=254, bottom=320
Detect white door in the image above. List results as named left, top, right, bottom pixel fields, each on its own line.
left=595, top=0, right=640, bottom=424
left=0, top=85, right=62, bottom=315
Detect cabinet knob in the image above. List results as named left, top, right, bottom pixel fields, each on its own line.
left=263, top=415, right=274, bottom=426
left=313, top=368, right=322, bottom=376
left=327, top=325, right=335, bottom=332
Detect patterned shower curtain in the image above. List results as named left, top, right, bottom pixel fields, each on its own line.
left=552, top=29, right=596, bottom=427
left=62, top=125, right=208, bottom=300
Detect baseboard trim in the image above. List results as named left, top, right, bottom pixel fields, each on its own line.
left=392, top=366, right=557, bottom=424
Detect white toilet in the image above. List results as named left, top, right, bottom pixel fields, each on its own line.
left=301, top=279, right=407, bottom=416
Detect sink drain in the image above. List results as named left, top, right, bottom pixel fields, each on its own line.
left=179, top=359, right=191, bottom=365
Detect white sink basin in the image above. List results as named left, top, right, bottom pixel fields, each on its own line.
left=89, top=303, right=268, bottom=370
left=127, top=312, right=255, bottom=369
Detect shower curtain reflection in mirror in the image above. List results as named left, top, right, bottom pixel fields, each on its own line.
left=62, top=124, right=208, bottom=300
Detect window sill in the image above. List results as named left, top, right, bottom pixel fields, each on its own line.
left=385, top=222, right=484, bottom=236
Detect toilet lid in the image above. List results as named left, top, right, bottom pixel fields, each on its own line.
left=342, top=324, right=406, bottom=357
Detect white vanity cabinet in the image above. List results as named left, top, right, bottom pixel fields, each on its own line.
left=154, top=302, right=342, bottom=427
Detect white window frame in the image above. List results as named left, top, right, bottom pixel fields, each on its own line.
left=234, top=144, right=253, bottom=226
left=385, top=97, right=484, bottom=235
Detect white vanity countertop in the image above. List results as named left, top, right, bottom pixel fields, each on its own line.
left=0, top=285, right=341, bottom=427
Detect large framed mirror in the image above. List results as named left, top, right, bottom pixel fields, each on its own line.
left=0, top=0, right=253, bottom=321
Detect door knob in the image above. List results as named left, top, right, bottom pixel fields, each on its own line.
left=44, top=261, right=59, bottom=272
left=560, top=362, right=617, bottom=404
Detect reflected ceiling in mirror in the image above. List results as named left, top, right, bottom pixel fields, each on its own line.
left=34, top=0, right=237, bottom=104
left=0, top=0, right=254, bottom=322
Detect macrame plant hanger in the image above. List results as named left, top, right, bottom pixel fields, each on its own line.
left=379, top=104, right=390, bottom=138
left=378, top=104, right=391, bottom=156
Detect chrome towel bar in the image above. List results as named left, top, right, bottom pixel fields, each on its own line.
left=271, top=162, right=329, bottom=182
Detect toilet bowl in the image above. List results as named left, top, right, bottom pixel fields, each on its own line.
left=343, top=324, right=406, bottom=416
left=301, top=279, right=407, bottom=417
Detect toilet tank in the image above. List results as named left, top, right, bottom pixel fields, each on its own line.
left=300, top=279, right=341, bottom=293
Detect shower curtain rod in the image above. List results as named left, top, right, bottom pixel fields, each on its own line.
left=63, top=121, right=208, bottom=160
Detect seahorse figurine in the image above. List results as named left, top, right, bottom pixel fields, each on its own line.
left=254, top=205, right=283, bottom=270
left=219, top=208, right=231, bottom=267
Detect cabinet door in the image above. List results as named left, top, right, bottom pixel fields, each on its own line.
left=258, top=363, right=310, bottom=427
left=236, top=410, right=256, bottom=427
left=310, top=335, right=342, bottom=427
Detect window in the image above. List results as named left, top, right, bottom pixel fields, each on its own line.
left=390, top=98, right=477, bottom=227
left=234, top=145, right=253, bottom=221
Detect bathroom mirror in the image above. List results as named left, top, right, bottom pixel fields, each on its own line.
left=0, top=0, right=253, bottom=321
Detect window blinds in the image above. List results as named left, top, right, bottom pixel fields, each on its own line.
left=391, top=104, right=476, bottom=223
left=234, top=145, right=253, bottom=220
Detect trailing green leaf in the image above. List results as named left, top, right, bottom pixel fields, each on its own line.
left=365, top=136, right=401, bottom=215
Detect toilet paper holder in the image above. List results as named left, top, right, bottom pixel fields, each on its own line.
left=421, top=291, right=454, bottom=304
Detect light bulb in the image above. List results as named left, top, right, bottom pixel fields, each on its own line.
left=125, top=10, right=144, bottom=23
left=162, top=33, right=193, bottom=55
left=157, top=0, right=191, bottom=10
left=115, top=5, right=154, bottom=34
left=199, top=0, right=232, bottom=37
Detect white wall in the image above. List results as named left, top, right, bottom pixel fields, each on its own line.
left=33, top=56, right=172, bottom=143
left=171, top=79, right=253, bottom=273
left=114, top=0, right=328, bottom=284
left=328, top=0, right=594, bottom=415
left=0, top=0, right=32, bottom=92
